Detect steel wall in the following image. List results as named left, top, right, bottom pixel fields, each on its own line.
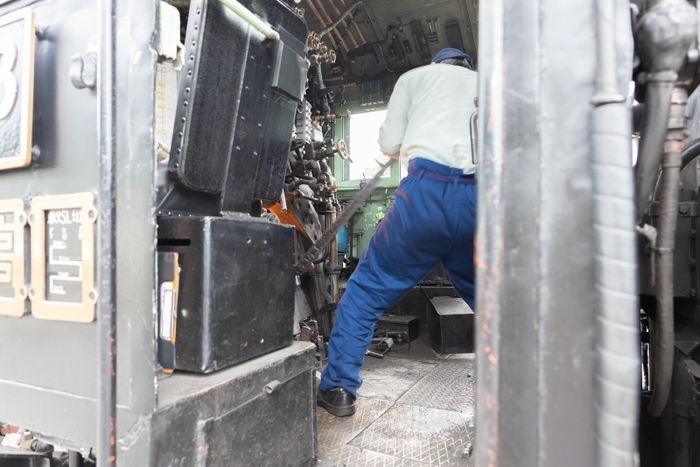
left=0, top=0, right=157, bottom=454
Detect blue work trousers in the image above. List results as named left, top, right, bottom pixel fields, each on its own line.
left=320, top=157, right=477, bottom=397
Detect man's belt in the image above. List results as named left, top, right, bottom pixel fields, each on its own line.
left=408, top=170, right=476, bottom=185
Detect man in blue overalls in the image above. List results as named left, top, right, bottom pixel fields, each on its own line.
left=318, top=48, right=478, bottom=416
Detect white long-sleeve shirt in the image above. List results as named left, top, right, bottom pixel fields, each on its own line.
left=378, top=63, right=478, bottom=174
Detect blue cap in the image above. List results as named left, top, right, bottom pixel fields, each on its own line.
left=431, top=48, right=473, bottom=67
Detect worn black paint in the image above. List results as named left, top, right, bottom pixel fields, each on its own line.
left=168, top=0, right=308, bottom=214
left=158, top=216, right=295, bottom=373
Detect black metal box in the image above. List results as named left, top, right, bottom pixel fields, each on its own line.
left=376, top=314, right=420, bottom=341
left=158, top=216, right=295, bottom=373
left=426, top=296, right=475, bottom=354
left=0, top=446, right=51, bottom=467
left=153, top=342, right=317, bottom=467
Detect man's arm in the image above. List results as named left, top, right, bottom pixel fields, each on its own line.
left=378, top=77, right=410, bottom=156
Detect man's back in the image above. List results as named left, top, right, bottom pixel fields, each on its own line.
left=379, top=64, right=478, bottom=173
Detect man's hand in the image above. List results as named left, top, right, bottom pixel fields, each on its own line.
left=0, top=424, right=20, bottom=436
left=382, top=151, right=400, bottom=160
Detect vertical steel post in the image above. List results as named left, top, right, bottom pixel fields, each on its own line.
left=97, top=0, right=117, bottom=464
left=476, top=0, right=600, bottom=465
left=474, top=0, right=505, bottom=465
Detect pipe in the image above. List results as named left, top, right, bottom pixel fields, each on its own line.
left=324, top=0, right=358, bottom=48
left=309, top=0, right=348, bottom=51
left=305, top=0, right=338, bottom=49
left=632, top=0, right=697, bottom=418
left=337, top=0, right=366, bottom=43
left=97, top=0, right=117, bottom=464
left=634, top=77, right=675, bottom=221
left=680, top=135, right=700, bottom=170
left=319, top=0, right=362, bottom=46
left=648, top=87, right=687, bottom=417
left=591, top=0, right=639, bottom=464
left=218, top=0, right=280, bottom=41
left=633, top=0, right=697, bottom=221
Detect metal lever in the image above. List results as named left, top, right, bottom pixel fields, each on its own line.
left=218, top=0, right=280, bottom=41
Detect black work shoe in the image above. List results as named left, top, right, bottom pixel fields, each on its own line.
left=317, top=387, right=356, bottom=417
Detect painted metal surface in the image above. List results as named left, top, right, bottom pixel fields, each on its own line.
left=0, top=199, right=28, bottom=317
left=0, top=0, right=157, bottom=454
left=476, top=0, right=598, bottom=465
left=152, top=342, right=317, bottom=467
left=164, top=0, right=307, bottom=215
left=157, top=216, right=295, bottom=373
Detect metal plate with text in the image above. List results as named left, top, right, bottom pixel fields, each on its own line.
left=29, top=193, right=97, bottom=322
left=0, top=198, right=27, bottom=316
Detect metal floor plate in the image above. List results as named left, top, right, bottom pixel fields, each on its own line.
left=317, top=340, right=475, bottom=467
left=348, top=404, right=472, bottom=466
left=318, top=399, right=393, bottom=459
left=397, top=357, right=476, bottom=415
left=360, top=358, right=440, bottom=403
left=319, top=444, right=433, bottom=467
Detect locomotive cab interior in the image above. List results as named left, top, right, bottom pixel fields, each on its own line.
left=153, top=0, right=481, bottom=464
left=2, top=0, right=700, bottom=465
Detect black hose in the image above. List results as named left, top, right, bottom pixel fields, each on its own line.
left=318, top=0, right=363, bottom=39
left=680, top=136, right=700, bottom=170
left=634, top=80, right=674, bottom=221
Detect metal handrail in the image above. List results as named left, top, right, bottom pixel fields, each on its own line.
left=97, top=0, right=118, bottom=464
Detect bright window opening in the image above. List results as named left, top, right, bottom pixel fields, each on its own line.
left=348, top=110, right=391, bottom=180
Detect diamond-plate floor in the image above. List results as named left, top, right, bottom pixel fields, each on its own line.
left=348, top=405, right=472, bottom=466
left=360, top=358, right=440, bottom=403
left=318, top=399, right=393, bottom=459
left=317, top=339, right=475, bottom=467
left=398, top=357, right=476, bottom=415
